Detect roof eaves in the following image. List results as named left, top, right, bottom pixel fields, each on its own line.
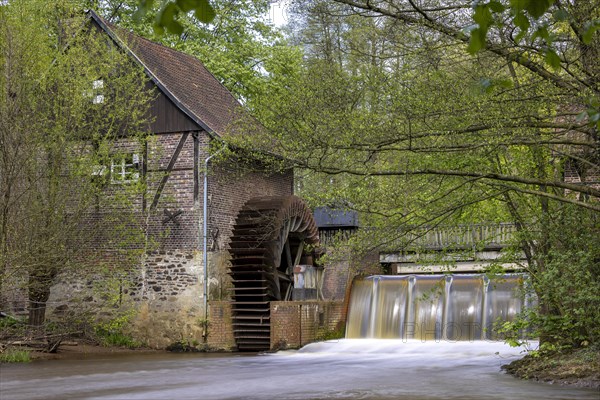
left=87, top=10, right=219, bottom=139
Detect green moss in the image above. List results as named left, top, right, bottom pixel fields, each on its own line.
left=316, top=324, right=346, bottom=341
left=503, top=345, right=600, bottom=388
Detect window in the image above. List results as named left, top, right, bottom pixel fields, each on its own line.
left=92, top=80, right=104, bottom=104
left=84, top=79, right=105, bottom=104
left=91, top=165, right=108, bottom=176
left=110, top=153, right=140, bottom=183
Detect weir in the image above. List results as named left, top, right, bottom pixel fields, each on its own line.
left=346, top=274, right=533, bottom=341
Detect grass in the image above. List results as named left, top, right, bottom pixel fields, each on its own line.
left=102, top=333, right=142, bottom=349
left=98, top=331, right=143, bottom=349
left=0, top=348, right=31, bottom=363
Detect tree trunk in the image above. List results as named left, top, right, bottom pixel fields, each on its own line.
left=28, top=273, right=53, bottom=327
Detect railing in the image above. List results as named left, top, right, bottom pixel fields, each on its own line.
left=397, top=223, right=517, bottom=251
left=318, top=228, right=357, bottom=247
left=319, top=223, right=517, bottom=251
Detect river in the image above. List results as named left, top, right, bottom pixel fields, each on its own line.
left=1, top=339, right=597, bottom=399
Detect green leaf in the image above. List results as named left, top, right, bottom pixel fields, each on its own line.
left=489, top=1, right=506, bottom=13
left=176, top=0, right=199, bottom=13
left=152, top=22, right=165, bottom=35
left=479, top=77, right=513, bottom=93
left=552, top=9, right=569, bottom=22
left=566, top=103, right=581, bottom=120
left=525, top=0, right=552, bottom=19
left=514, top=11, right=530, bottom=32
left=532, top=26, right=550, bottom=44
left=134, top=0, right=154, bottom=22
left=154, top=2, right=187, bottom=35
left=462, top=24, right=478, bottom=34
left=582, top=20, right=600, bottom=45
left=157, top=2, right=179, bottom=28
left=467, top=28, right=486, bottom=54
left=480, top=77, right=493, bottom=92
left=194, top=0, right=216, bottom=23
left=166, top=20, right=184, bottom=35
left=497, top=78, right=514, bottom=89
left=544, top=49, right=561, bottom=70
left=509, top=0, right=528, bottom=12
left=473, top=4, right=493, bottom=30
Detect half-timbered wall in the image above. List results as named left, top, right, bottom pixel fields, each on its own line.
left=44, top=119, right=293, bottom=347
left=6, top=16, right=296, bottom=347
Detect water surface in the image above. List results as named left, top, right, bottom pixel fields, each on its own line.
left=1, top=340, right=597, bottom=399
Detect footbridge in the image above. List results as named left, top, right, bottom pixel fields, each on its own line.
left=378, top=223, right=526, bottom=274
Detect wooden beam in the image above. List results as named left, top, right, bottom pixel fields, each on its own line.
left=150, top=132, right=189, bottom=211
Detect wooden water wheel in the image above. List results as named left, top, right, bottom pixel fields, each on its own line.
left=228, top=196, right=319, bottom=351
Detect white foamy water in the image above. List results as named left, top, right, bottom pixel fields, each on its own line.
left=1, top=340, right=597, bottom=399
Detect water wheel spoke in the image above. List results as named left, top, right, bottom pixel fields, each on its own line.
left=228, top=195, right=319, bottom=351
left=293, top=240, right=304, bottom=267
left=284, top=240, right=293, bottom=271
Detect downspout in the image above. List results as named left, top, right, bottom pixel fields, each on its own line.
left=202, top=143, right=226, bottom=341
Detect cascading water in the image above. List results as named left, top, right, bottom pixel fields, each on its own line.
left=4, top=273, right=596, bottom=400
left=346, top=274, right=533, bottom=341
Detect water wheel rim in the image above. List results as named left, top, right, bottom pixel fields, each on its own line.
left=228, top=195, right=319, bottom=351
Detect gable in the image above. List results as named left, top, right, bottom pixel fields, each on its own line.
left=147, top=81, right=199, bottom=134
left=89, top=10, right=245, bottom=138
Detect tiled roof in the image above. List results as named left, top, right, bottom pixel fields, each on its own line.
left=89, top=10, right=243, bottom=137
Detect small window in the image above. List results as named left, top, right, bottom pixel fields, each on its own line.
left=84, top=79, right=105, bottom=104
left=91, top=165, right=108, bottom=176
left=110, top=153, right=140, bottom=184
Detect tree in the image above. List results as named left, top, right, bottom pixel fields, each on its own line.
left=0, top=1, right=152, bottom=327
left=330, top=0, right=599, bottom=125
left=226, top=0, right=599, bottom=347
left=134, top=0, right=216, bottom=33
left=99, top=0, right=302, bottom=107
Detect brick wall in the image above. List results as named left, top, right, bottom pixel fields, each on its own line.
left=207, top=301, right=236, bottom=350
left=205, top=301, right=345, bottom=351
left=322, top=261, right=353, bottom=301
left=270, top=301, right=345, bottom=349
left=38, top=130, right=294, bottom=348
left=564, top=159, right=600, bottom=188
left=209, top=164, right=293, bottom=253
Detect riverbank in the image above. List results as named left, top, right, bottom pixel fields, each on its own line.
left=502, top=346, right=600, bottom=389
left=26, top=342, right=162, bottom=361
left=2, top=339, right=228, bottom=362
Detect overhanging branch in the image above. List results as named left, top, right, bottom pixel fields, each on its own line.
left=301, top=162, right=600, bottom=199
